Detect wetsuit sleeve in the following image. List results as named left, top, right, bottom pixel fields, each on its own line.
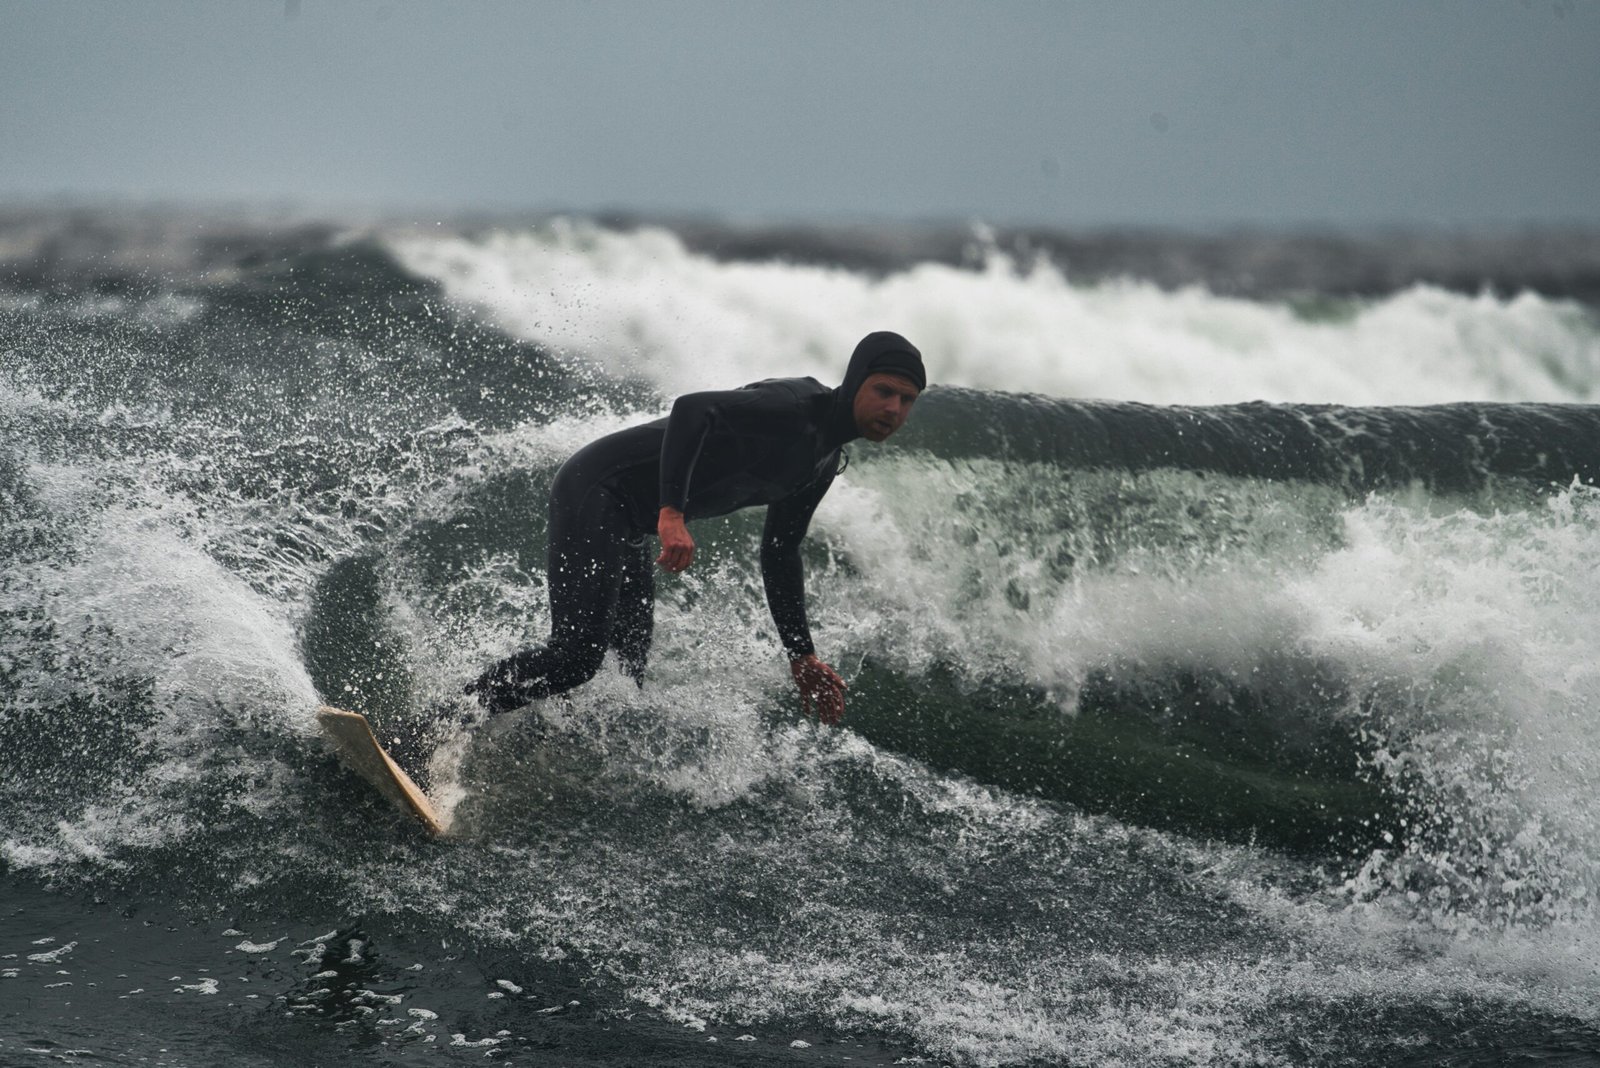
left=760, top=466, right=836, bottom=660
left=658, top=385, right=808, bottom=512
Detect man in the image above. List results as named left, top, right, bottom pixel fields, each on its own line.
left=467, top=330, right=926, bottom=724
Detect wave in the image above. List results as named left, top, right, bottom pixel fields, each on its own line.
left=905, top=389, right=1600, bottom=491
left=4, top=227, right=1597, bottom=876
left=5, top=212, right=1600, bottom=1062
left=389, top=218, right=1600, bottom=406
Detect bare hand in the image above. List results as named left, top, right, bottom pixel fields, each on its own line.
left=789, top=654, right=847, bottom=725
left=656, top=506, right=695, bottom=573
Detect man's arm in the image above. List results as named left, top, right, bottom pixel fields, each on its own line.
left=656, top=383, right=809, bottom=575
left=658, top=384, right=806, bottom=514
left=658, top=391, right=719, bottom=517
left=761, top=469, right=847, bottom=724
left=760, top=471, right=832, bottom=658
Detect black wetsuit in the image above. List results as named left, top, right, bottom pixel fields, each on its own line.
left=473, top=332, right=919, bottom=713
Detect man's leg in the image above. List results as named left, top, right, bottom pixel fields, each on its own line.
left=471, top=482, right=631, bottom=714
left=609, top=535, right=655, bottom=686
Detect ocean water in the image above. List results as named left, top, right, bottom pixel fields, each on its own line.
left=3, top=209, right=1600, bottom=1066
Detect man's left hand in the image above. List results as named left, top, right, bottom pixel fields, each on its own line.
left=789, top=654, right=847, bottom=725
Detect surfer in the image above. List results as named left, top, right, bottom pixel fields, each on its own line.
left=466, top=331, right=926, bottom=725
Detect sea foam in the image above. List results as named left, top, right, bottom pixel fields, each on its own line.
left=389, top=218, right=1600, bottom=406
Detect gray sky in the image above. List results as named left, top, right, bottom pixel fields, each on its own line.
left=3, top=1, right=1596, bottom=229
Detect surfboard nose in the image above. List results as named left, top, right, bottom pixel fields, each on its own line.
left=317, top=705, right=447, bottom=836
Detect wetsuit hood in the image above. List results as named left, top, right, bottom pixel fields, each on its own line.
left=826, top=331, right=925, bottom=447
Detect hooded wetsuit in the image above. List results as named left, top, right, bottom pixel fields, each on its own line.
left=471, top=331, right=925, bottom=714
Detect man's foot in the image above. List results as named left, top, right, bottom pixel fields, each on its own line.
left=465, top=650, right=541, bottom=715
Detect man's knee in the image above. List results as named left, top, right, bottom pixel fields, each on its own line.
left=557, top=639, right=608, bottom=688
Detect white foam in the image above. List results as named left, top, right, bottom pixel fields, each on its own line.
left=5, top=483, right=319, bottom=718
left=1289, top=486, right=1600, bottom=925
left=26, top=942, right=76, bottom=964
left=0, top=461, right=324, bottom=868
left=388, top=219, right=1599, bottom=406
left=950, top=466, right=1600, bottom=921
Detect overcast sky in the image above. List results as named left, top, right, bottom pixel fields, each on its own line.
left=2, top=1, right=1596, bottom=229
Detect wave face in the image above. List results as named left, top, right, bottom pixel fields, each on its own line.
left=4, top=210, right=1600, bottom=1065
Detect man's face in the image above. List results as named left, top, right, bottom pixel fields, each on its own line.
left=853, top=372, right=920, bottom=442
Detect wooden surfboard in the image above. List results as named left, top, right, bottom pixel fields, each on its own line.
left=317, top=705, right=446, bottom=836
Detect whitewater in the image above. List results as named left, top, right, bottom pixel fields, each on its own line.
left=3, top=211, right=1599, bottom=1066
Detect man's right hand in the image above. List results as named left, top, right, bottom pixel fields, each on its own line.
left=656, top=506, right=695, bottom=573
